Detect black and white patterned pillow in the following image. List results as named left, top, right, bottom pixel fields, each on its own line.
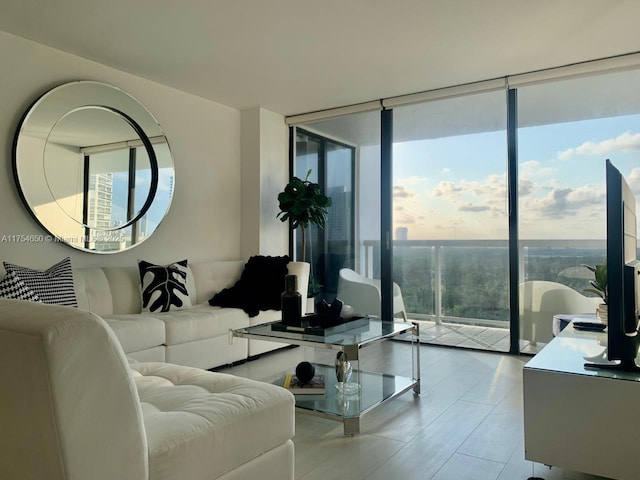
left=3, top=257, right=77, bottom=307
left=138, top=259, right=192, bottom=313
left=0, top=272, right=42, bottom=302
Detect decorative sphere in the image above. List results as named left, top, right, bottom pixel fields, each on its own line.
left=341, top=304, right=354, bottom=319
left=295, top=361, right=315, bottom=384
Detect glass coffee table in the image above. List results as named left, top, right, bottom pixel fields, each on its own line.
left=231, top=318, right=420, bottom=435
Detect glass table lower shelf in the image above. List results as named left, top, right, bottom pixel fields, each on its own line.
left=232, top=318, right=421, bottom=435
left=271, top=363, right=417, bottom=435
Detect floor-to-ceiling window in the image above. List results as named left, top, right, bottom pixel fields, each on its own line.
left=287, top=58, right=640, bottom=354
left=292, top=127, right=357, bottom=303
left=391, top=90, right=510, bottom=350
left=81, top=141, right=173, bottom=251
left=516, top=68, right=640, bottom=351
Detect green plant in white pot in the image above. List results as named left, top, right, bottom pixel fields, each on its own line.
left=277, top=170, right=332, bottom=300
left=583, top=262, right=608, bottom=323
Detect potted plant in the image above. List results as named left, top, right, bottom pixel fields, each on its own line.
left=277, top=170, right=332, bottom=303
left=582, top=262, right=608, bottom=323
left=277, top=170, right=332, bottom=261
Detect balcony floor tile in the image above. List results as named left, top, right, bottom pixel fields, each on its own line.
left=400, top=319, right=544, bottom=355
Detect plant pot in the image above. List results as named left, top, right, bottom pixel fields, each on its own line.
left=596, top=303, right=608, bottom=325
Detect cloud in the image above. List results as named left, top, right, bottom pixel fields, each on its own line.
left=525, top=184, right=604, bottom=218
left=458, top=204, right=491, bottom=212
left=434, top=218, right=464, bottom=230
left=558, top=132, right=640, bottom=160
left=399, top=176, right=428, bottom=185
left=626, top=167, right=640, bottom=195
left=519, top=178, right=534, bottom=197
left=521, top=160, right=548, bottom=179
left=428, top=175, right=509, bottom=218
left=395, top=211, right=416, bottom=224
left=393, top=185, right=414, bottom=198
left=463, top=173, right=505, bottom=198
left=432, top=181, right=463, bottom=197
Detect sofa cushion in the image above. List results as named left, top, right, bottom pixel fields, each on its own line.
left=103, top=314, right=167, bottom=354
left=189, top=261, right=244, bottom=305
left=139, top=260, right=192, bottom=313
left=130, top=362, right=294, bottom=480
left=74, top=268, right=114, bottom=315
left=159, top=304, right=251, bottom=346
left=3, top=257, right=77, bottom=307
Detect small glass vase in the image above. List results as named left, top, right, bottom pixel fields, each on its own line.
left=596, top=303, right=608, bottom=325
left=335, top=351, right=352, bottom=383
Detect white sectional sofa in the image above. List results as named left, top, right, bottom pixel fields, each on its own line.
left=72, top=259, right=309, bottom=369
left=0, top=297, right=296, bottom=480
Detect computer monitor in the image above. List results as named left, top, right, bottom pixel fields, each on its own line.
left=585, top=159, right=640, bottom=372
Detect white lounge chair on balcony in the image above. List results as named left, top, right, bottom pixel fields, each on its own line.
left=519, top=280, right=600, bottom=344
left=337, top=268, right=408, bottom=321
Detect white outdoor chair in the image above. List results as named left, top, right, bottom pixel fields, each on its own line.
left=336, top=268, right=408, bottom=321
left=519, top=280, right=600, bottom=344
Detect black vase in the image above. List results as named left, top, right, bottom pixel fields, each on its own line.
left=281, top=274, right=302, bottom=326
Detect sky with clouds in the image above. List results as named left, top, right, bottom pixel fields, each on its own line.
left=393, top=115, right=640, bottom=240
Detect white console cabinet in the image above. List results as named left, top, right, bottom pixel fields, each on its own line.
left=523, top=324, right=640, bottom=480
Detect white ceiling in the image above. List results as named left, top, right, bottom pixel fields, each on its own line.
left=1, top=0, right=640, bottom=117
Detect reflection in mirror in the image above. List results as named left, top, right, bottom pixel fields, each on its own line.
left=13, top=81, right=174, bottom=253
left=43, top=106, right=154, bottom=228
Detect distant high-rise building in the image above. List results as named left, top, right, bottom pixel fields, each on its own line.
left=396, top=227, right=408, bottom=241
left=87, top=173, right=113, bottom=230
left=327, top=186, right=349, bottom=242
left=87, top=172, right=115, bottom=251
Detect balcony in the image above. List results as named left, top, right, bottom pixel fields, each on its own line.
left=358, top=239, right=606, bottom=354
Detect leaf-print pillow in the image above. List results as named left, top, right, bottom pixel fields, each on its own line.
left=138, top=259, right=192, bottom=313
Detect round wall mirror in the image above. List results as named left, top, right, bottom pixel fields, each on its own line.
left=13, top=81, right=174, bottom=253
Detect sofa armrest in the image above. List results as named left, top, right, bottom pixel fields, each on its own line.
left=0, top=299, right=148, bottom=480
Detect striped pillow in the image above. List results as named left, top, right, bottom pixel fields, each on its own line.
left=0, top=271, right=41, bottom=302
left=3, top=257, right=77, bottom=307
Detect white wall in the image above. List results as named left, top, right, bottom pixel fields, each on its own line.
left=240, top=108, right=289, bottom=258
left=0, top=31, right=247, bottom=269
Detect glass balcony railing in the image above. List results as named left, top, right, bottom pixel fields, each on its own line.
left=362, top=239, right=607, bottom=328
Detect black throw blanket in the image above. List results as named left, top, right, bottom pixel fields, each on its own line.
left=208, top=255, right=290, bottom=317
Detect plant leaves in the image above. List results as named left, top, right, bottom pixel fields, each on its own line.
left=582, top=261, right=607, bottom=302
left=276, top=171, right=332, bottom=230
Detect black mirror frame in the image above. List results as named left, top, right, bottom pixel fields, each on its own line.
left=12, top=81, right=172, bottom=254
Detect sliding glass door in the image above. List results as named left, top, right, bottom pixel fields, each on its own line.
left=288, top=63, right=640, bottom=354
left=293, top=127, right=357, bottom=304
left=391, top=91, right=510, bottom=350
left=517, top=68, right=640, bottom=352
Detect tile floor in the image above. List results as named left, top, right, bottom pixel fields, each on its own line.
left=219, top=341, right=612, bottom=480
left=407, top=320, right=544, bottom=355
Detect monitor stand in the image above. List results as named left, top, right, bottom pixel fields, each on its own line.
left=584, top=348, right=640, bottom=372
